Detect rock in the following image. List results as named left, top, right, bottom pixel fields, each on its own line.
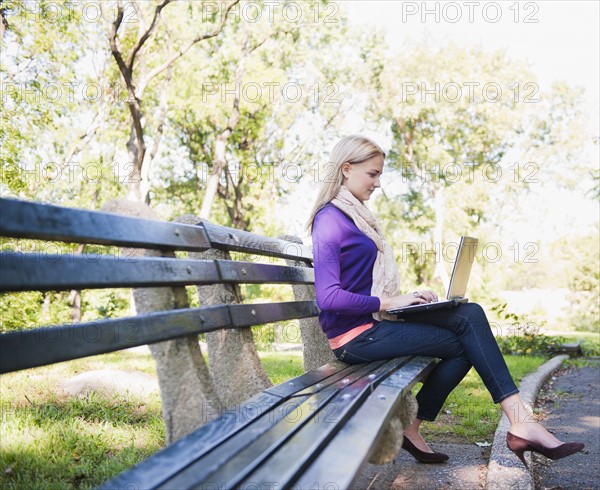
left=60, top=369, right=159, bottom=398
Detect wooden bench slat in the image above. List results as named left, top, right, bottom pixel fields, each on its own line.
left=381, top=355, right=438, bottom=389
left=0, top=306, right=227, bottom=373
left=0, top=198, right=211, bottom=251
left=0, top=302, right=318, bottom=373
left=264, top=362, right=363, bottom=398
left=100, top=361, right=355, bottom=490
left=0, top=253, right=220, bottom=292
left=296, top=356, right=438, bottom=489
left=202, top=221, right=313, bottom=262
left=0, top=253, right=314, bottom=292
left=228, top=301, right=319, bottom=328
left=160, top=362, right=386, bottom=489
left=157, top=392, right=320, bottom=489
left=298, top=383, right=405, bottom=489
left=215, top=259, right=314, bottom=285
left=240, top=358, right=413, bottom=488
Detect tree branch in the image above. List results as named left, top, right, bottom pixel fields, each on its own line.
left=1, top=2, right=9, bottom=38
left=109, top=0, right=145, bottom=178
left=126, top=0, right=172, bottom=74
left=138, top=0, right=240, bottom=97
left=108, top=0, right=129, bottom=81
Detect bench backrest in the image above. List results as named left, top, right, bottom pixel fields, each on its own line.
left=0, top=197, right=318, bottom=374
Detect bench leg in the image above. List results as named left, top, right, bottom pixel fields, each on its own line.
left=369, top=393, right=418, bottom=464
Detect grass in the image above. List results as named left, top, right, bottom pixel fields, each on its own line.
left=1, top=351, right=165, bottom=490
left=258, top=350, right=304, bottom=385
left=1, top=349, right=546, bottom=488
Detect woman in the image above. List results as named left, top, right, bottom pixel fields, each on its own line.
left=307, top=134, right=584, bottom=466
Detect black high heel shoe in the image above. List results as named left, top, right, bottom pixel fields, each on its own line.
left=402, top=436, right=449, bottom=463
left=506, top=432, right=584, bottom=468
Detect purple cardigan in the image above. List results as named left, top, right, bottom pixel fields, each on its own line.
left=311, top=204, right=381, bottom=339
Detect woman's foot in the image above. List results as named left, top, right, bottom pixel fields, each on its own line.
left=402, top=436, right=449, bottom=463
left=501, top=394, right=569, bottom=449
left=508, top=421, right=564, bottom=450
left=402, top=425, right=448, bottom=463
left=506, top=432, right=584, bottom=468
left=403, top=426, right=434, bottom=453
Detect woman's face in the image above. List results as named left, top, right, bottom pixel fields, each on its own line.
left=341, top=153, right=384, bottom=202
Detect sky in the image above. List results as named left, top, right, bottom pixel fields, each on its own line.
left=345, top=0, right=599, bottom=240
left=282, top=1, right=599, bottom=242
left=346, top=0, right=599, bottom=112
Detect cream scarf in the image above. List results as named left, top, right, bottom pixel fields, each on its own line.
left=331, top=186, right=401, bottom=321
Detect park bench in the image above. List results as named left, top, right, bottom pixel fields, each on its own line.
left=0, top=196, right=437, bottom=489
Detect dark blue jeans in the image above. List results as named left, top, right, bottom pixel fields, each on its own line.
left=333, top=303, right=519, bottom=421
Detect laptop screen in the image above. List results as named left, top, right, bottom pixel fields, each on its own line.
left=447, top=236, right=479, bottom=300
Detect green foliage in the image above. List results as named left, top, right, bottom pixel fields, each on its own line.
left=562, top=231, right=600, bottom=332
left=495, top=328, right=568, bottom=357
left=580, top=338, right=600, bottom=357
left=370, top=42, right=533, bottom=286
left=0, top=291, right=45, bottom=331
left=1, top=0, right=113, bottom=204
left=0, top=238, right=132, bottom=332
left=252, top=321, right=302, bottom=351
left=86, top=290, right=130, bottom=320
left=158, top=0, right=363, bottom=232
left=488, top=302, right=566, bottom=357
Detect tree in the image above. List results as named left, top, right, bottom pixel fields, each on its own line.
left=1, top=0, right=91, bottom=197
left=160, top=0, right=373, bottom=231
left=107, top=0, right=239, bottom=203
left=367, top=43, right=539, bottom=289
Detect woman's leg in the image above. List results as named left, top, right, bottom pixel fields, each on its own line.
left=337, top=304, right=513, bottom=444
left=339, top=302, right=568, bottom=452
left=336, top=317, right=474, bottom=421
left=339, top=303, right=519, bottom=417
left=336, top=320, right=472, bottom=453
left=406, top=303, right=520, bottom=405
left=406, top=305, right=571, bottom=453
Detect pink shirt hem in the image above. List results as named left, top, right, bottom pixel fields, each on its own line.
left=328, top=322, right=374, bottom=350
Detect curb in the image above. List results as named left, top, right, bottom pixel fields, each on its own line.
left=485, top=354, right=569, bottom=490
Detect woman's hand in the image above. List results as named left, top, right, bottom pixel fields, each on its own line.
left=379, top=290, right=438, bottom=312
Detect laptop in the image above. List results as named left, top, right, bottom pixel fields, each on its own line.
left=386, top=236, right=479, bottom=316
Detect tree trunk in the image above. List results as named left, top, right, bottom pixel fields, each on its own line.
left=69, top=244, right=86, bottom=322
left=199, top=136, right=228, bottom=219
left=198, top=27, right=250, bottom=220
left=125, top=126, right=142, bottom=201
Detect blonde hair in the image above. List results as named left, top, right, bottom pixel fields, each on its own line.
left=306, top=134, right=386, bottom=232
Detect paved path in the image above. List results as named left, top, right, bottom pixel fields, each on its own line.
left=356, top=442, right=488, bottom=489
left=533, top=359, right=599, bottom=490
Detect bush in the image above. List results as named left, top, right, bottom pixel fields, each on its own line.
left=495, top=325, right=568, bottom=357
left=491, top=302, right=568, bottom=357
left=580, top=337, right=600, bottom=357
